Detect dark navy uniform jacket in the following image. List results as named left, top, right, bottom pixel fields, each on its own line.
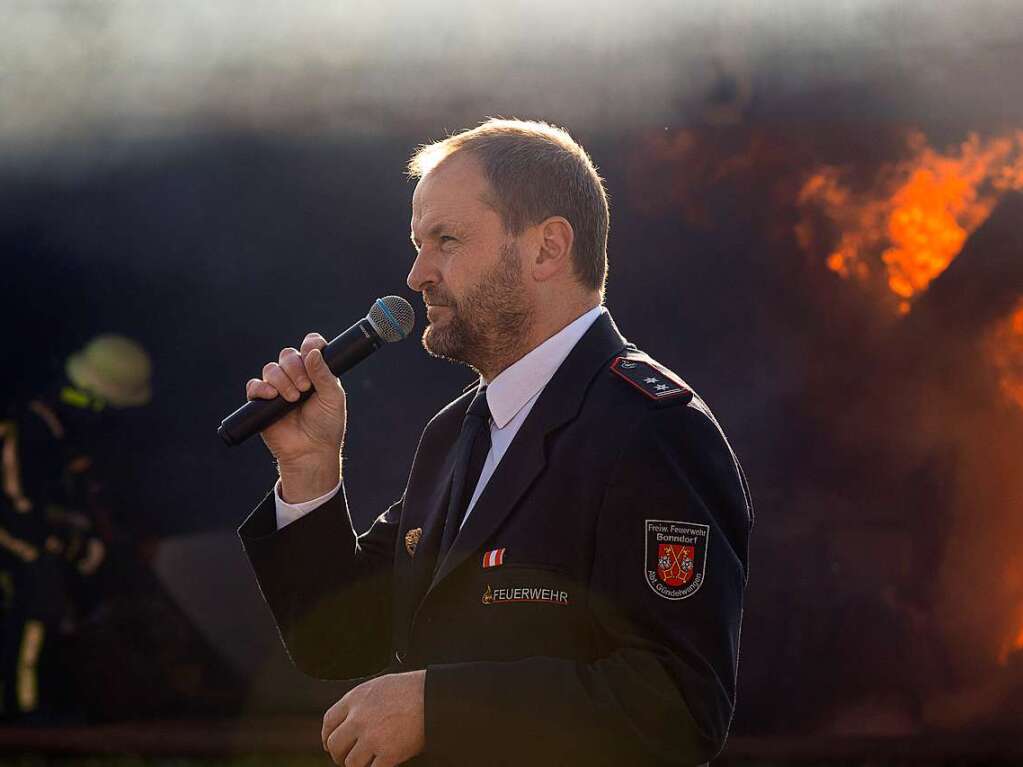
left=239, top=311, right=753, bottom=766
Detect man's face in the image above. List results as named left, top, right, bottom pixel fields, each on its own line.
left=407, top=154, right=534, bottom=371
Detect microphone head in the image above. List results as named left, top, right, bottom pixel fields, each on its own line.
left=367, top=295, right=416, bottom=343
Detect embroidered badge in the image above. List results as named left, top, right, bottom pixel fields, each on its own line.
left=404, top=528, right=422, bottom=557
left=481, top=584, right=570, bottom=606
left=611, top=357, right=692, bottom=401
left=644, top=520, right=708, bottom=600
left=482, top=548, right=506, bottom=568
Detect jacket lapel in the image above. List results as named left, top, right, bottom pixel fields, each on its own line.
left=428, top=311, right=629, bottom=591
left=392, top=404, right=469, bottom=642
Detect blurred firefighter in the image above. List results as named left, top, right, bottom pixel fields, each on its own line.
left=0, top=334, right=151, bottom=719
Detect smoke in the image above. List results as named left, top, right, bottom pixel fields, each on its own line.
left=2, top=0, right=1023, bottom=734
left=1, top=0, right=1021, bottom=164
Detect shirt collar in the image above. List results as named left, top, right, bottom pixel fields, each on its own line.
left=483, top=305, right=605, bottom=429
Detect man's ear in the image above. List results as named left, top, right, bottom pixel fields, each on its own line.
left=532, top=216, right=575, bottom=282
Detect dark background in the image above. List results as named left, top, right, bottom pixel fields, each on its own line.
left=2, top=0, right=1022, bottom=759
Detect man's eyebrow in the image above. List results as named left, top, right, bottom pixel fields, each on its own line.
left=411, top=222, right=459, bottom=246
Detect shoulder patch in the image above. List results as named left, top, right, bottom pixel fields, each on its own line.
left=610, top=356, right=693, bottom=402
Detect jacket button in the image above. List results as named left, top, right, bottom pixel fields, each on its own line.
left=394, top=650, right=406, bottom=665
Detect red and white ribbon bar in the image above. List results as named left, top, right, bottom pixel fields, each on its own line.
left=482, top=548, right=506, bottom=568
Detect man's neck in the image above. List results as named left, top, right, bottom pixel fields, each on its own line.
left=478, top=299, right=601, bottom=382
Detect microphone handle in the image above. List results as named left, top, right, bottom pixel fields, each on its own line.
left=218, top=319, right=382, bottom=447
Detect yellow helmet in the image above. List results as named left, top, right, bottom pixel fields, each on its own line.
left=65, top=334, right=153, bottom=408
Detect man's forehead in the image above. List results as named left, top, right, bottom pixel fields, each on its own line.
left=411, top=156, right=493, bottom=230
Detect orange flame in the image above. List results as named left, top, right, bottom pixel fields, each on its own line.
left=997, top=626, right=1023, bottom=667
left=798, top=130, right=1023, bottom=314
left=988, top=300, right=1023, bottom=412
left=999, top=561, right=1023, bottom=666
left=801, top=134, right=1023, bottom=665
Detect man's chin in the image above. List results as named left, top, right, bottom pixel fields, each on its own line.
left=421, top=325, right=452, bottom=357
left=422, top=325, right=468, bottom=364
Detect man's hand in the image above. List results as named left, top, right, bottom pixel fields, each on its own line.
left=322, top=670, right=426, bottom=767
left=246, top=331, right=348, bottom=503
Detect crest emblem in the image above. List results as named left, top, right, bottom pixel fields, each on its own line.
left=404, top=528, right=422, bottom=557
left=645, top=520, right=708, bottom=600
left=657, top=544, right=695, bottom=587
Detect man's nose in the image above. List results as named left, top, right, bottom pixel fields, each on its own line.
left=407, top=251, right=438, bottom=293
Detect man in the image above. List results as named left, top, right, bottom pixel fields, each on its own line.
left=1, top=334, right=152, bottom=718
left=240, top=119, right=752, bottom=766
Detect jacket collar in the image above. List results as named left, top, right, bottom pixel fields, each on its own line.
left=484, top=306, right=605, bottom=429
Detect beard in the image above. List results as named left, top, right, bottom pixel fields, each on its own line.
left=421, top=241, right=535, bottom=376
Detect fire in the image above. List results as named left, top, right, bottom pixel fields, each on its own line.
left=800, top=134, right=1023, bottom=669
left=798, top=130, right=1023, bottom=314
left=988, top=300, right=1023, bottom=412
left=999, top=561, right=1023, bottom=666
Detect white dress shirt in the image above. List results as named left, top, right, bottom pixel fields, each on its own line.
left=274, top=305, right=606, bottom=530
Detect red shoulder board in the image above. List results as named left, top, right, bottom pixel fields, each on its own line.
left=610, top=356, right=693, bottom=402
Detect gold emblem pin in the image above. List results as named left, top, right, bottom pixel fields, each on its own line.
left=404, top=528, right=422, bottom=557
left=482, top=585, right=493, bottom=605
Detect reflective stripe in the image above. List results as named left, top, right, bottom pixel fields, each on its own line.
left=16, top=620, right=44, bottom=712
left=28, top=400, right=64, bottom=439
left=0, top=420, right=32, bottom=513
left=0, top=527, right=38, bottom=562
left=0, top=571, right=13, bottom=608
left=0, top=403, right=66, bottom=516
left=59, top=385, right=106, bottom=413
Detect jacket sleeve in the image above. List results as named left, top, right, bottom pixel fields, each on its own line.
left=424, top=400, right=752, bottom=766
left=15, top=408, right=65, bottom=514
left=0, top=410, right=63, bottom=561
left=238, top=481, right=400, bottom=680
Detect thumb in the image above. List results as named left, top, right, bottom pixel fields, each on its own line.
left=306, top=348, right=341, bottom=400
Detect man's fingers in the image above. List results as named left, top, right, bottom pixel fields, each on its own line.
left=263, top=361, right=302, bottom=403
left=279, top=347, right=311, bottom=393
left=300, top=332, right=332, bottom=392
left=245, top=378, right=278, bottom=401
left=343, top=739, right=374, bottom=767
left=245, top=332, right=339, bottom=407
left=322, top=697, right=349, bottom=749
left=300, top=332, right=327, bottom=357
left=325, top=719, right=358, bottom=765
left=305, top=348, right=341, bottom=399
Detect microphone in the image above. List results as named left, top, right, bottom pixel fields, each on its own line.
left=217, top=296, right=415, bottom=447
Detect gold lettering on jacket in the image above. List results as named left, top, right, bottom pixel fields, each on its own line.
left=481, top=584, right=570, bottom=606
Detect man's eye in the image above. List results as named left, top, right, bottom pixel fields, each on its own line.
left=439, top=235, right=456, bottom=244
